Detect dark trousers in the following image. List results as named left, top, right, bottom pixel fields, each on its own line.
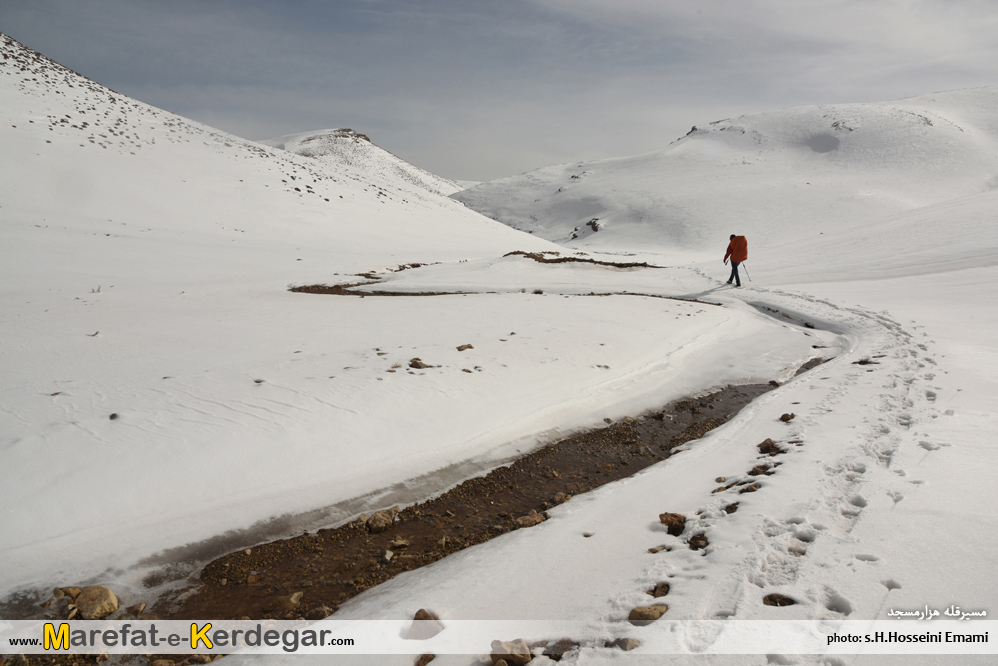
left=728, top=262, right=741, bottom=286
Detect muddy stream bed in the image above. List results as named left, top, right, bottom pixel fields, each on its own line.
left=147, top=383, right=774, bottom=622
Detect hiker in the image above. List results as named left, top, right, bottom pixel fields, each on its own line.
left=723, top=234, right=748, bottom=286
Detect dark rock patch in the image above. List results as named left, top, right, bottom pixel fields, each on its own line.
left=763, top=593, right=797, bottom=607
left=658, top=512, right=686, bottom=536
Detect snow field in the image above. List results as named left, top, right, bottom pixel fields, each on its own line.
left=0, top=34, right=825, bottom=610
left=4, top=31, right=998, bottom=666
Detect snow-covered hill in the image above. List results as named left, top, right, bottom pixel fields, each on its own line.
left=4, top=31, right=998, bottom=665
left=0, top=33, right=816, bottom=610
left=455, top=88, right=998, bottom=265
left=258, top=128, right=463, bottom=197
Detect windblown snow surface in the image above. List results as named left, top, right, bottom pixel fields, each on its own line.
left=2, top=32, right=998, bottom=665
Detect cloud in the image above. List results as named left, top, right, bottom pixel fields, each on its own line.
left=2, top=0, right=996, bottom=180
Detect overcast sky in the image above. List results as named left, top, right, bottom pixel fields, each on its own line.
left=2, top=0, right=996, bottom=180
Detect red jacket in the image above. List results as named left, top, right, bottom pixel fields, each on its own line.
left=724, top=236, right=748, bottom=263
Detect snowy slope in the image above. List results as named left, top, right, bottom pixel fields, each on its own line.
left=4, top=31, right=997, bottom=666
left=229, top=94, right=996, bottom=664
left=0, top=33, right=817, bottom=608
left=258, top=128, right=463, bottom=197
left=454, top=88, right=998, bottom=263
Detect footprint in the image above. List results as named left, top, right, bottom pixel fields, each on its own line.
left=918, top=440, right=941, bottom=451
left=925, top=390, right=937, bottom=402
left=882, top=579, right=902, bottom=590
left=855, top=554, right=879, bottom=562
left=824, top=590, right=853, bottom=615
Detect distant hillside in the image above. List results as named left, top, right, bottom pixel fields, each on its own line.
left=0, top=31, right=557, bottom=598
left=454, top=88, right=998, bottom=260
left=259, top=128, right=462, bottom=197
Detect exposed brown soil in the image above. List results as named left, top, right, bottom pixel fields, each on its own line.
left=289, top=281, right=461, bottom=297
left=763, top=593, right=797, bottom=607
left=502, top=250, right=661, bottom=269
left=148, top=384, right=772, bottom=622
left=291, top=281, right=723, bottom=307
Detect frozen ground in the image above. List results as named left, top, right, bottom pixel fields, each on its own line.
left=2, top=32, right=997, bottom=665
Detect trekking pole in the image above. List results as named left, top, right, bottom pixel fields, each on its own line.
left=742, top=262, right=751, bottom=282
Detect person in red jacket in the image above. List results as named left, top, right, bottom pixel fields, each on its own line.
left=723, top=234, right=748, bottom=286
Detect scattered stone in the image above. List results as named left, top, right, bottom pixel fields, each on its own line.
left=628, top=605, right=668, bottom=625
left=739, top=483, right=762, bottom=494
left=515, top=513, right=547, bottom=528
left=151, top=661, right=174, bottom=666
left=457, top=345, right=474, bottom=351
left=763, top=593, right=797, bottom=607
left=553, top=492, right=566, bottom=503
left=276, top=591, right=303, bottom=611
left=648, top=582, right=670, bottom=598
left=409, top=358, right=430, bottom=369
left=109, top=413, right=119, bottom=420
left=244, top=549, right=252, bottom=555
left=59, top=587, right=81, bottom=600
left=748, top=464, right=773, bottom=476
left=404, top=609, right=445, bottom=640
left=75, top=585, right=118, bottom=619
left=367, top=506, right=400, bottom=533
left=490, top=638, right=532, bottom=665
left=606, top=637, right=641, bottom=651
left=247, top=575, right=261, bottom=584
left=724, top=503, right=739, bottom=514
left=389, top=538, right=409, bottom=549
left=66, top=607, right=78, bottom=619
left=384, top=550, right=394, bottom=562
left=189, top=656, right=213, bottom=664
left=658, top=512, right=686, bottom=536
left=779, top=413, right=796, bottom=422
left=758, top=438, right=785, bottom=456
left=582, top=532, right=593, bottom=538
left=462, top=369, right=472, bottom=373
left=305, top=606, right=334, bottom=620
left=126, top=602, right=146, bottom=617
left=648, top=545, right=670, bottom=554
left=543, top=638, right=578, bottom=660
left=715, top=476, right=726, bottom=483
left=219, top=578, right=227, bottom=586
left=415, top=655, right=435, bottom=666
left=768, top=380, right=780, bottom=388
left=688, top=533, right=709, bottom=551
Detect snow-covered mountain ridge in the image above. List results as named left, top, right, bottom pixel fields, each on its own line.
left=259, top=128, right=463, bottom=197
left=455, top=88, right=998, bottom=264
